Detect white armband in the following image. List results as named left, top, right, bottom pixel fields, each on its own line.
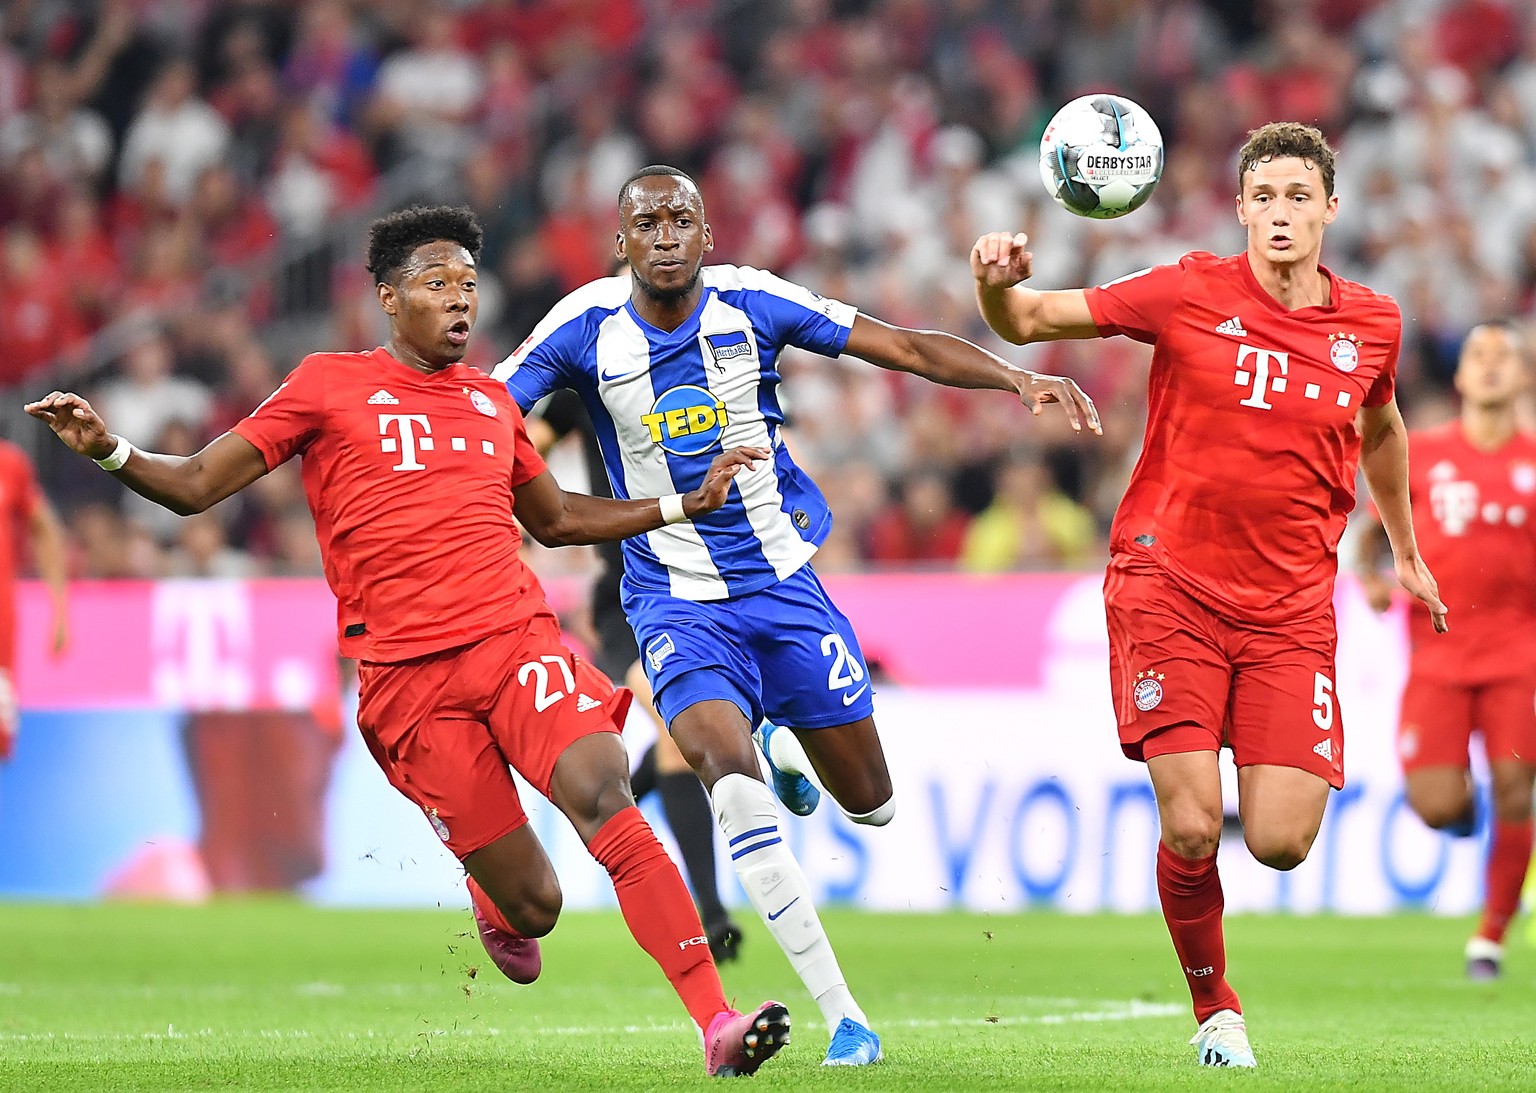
left=659, top=493, right=688, bottom=525
left=93, top=435, right=133, bottom=472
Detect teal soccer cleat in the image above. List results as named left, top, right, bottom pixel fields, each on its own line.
left=753, top=721, right=820, bottom=817
left=822, top=1017, right=882, bottom=1066
left=1189, top=1009, right=1256, bottom=1067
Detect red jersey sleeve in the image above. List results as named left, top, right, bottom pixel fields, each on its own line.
left=230, top=357, right=327, bottom=469
left=508, top=403, right=548, bottom=488
left=1083, top=260, right=1189, bottom=343
left=1362, top=304, right=1401, bottom=408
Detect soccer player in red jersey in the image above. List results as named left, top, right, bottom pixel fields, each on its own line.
left=1358, top=321, right=1536, bottom=980
left=971, top=122, right=1448, bottom=1067
left=26, top=205, right=791, bottom=1078
left=0, top=439, right=69, bottom=764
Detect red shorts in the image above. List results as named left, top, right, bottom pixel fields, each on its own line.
left=1103, top=563, right=1344, bottom=788
left=1398, top=671, right=1536, bottom=772
left=356, top=613, right=632, bottom=858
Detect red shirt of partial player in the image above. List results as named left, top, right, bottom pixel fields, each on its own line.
left=233, top=347, right=548, bottom=662
left=1085, top=252, right=1401, bottom=625
left=0, top=440, right=41, bottom=668
left=1402, top=422, right=1536, bottom=682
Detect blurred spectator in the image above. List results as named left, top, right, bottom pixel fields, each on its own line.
left=163, top=512, right=258, bottom=578
left=366, top=9, right=482, bottom=168
left=0, top=224, right=87, bottom=384
left=961, top=454, right=1098, bottom=571
left=0, top=57, right=112, bottom=185
left=865, top=470, right=971, bottom=566
left=93, top=331, right=211, bottom=449
left=118, top=58, right=231, bottom=205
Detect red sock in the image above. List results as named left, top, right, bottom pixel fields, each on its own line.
left=1157, top=842, right=1242, bottom=1023
left=1478, top=819, right=1534, bottom=945
left=588, top=806, right=727, bottom=1032
left=466, top=875, right=524, bottom=938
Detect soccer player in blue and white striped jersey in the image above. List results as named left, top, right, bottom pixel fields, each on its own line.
left=494, top=166, right=1099, bottom=1065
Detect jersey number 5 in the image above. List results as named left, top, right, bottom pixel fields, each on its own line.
left=519, top=655, right=576, bottom=712
left=1312, top=672, right=1334, bottom=732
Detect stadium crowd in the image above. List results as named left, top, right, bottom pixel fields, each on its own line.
left=1, top=0, right=1534, bottom=579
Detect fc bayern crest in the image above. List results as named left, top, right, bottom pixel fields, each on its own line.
left=469, top=388, right=498, bottom=416
left=1133, top=669, right=1164, bottom=712
left=1328, top=332, right=1360, bottom=373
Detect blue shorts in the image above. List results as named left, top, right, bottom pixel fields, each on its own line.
left=623, top=564, right=876, bottom=730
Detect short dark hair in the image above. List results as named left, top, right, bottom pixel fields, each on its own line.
left=618, top=165, right=701, bottom=213
left=1237, top=122, right=1336, bottom=198
left=365, top=205, right=483, bottom=285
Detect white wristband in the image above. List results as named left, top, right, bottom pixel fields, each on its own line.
left=93, top=435, right=133, bottom=472
left=659, top=493, right=688, bottom=525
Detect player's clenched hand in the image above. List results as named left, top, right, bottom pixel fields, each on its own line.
left=1013, top=371, right=1103, bottom=435
left=684, top=447, right=772, bottom=518
left=971, top=232, right=1034, bottom=290
left=1396, top=554, right=1449, bottom=633
left=24, top=392, right=117, bottom=460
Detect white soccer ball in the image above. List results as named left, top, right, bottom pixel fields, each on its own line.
left=1039, top=94, right=1164, bottom=220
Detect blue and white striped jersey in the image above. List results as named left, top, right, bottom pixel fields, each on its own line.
left=492, top=265, right=857, bottom=601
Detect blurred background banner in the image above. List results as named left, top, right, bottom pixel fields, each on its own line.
left=0, top=573, right=1485, bottom=915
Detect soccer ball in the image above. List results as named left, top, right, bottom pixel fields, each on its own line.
left=1039, top=95, right=1164, bottom=219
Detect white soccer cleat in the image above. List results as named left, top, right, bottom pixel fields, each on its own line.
left=1189, top=1009, right=1256, bottom=1068
left=1465, top=936, right=1503, bottom=981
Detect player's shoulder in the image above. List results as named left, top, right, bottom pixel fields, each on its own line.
left=541, top=276, right=631, bottom=333
left=1328, top=270, right=1402, bottom=325
left=703, top=264, right=812, bottom=298
left=1410, top=420, right=1461, bottom=449
left=1178, top=251, right=1229, bottom=272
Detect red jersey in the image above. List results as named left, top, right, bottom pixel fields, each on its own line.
left=1402, top=422, right=1536, bottom=681
left=0, top=440, right=41, bottom=666
left=1085, top=252, right=1400, bottom=625
left=232, top=347, right=549, bottom=663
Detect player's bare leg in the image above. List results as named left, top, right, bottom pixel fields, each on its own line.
left=786, top=716, right=895, bottom=825
left=1404, top=765, right=1478, bottom=835
left=1471, top=760, right=1535, bottom=978
left=1235, top=764, right=1331, bottom=871
left=1146, top=747, right=1253, bottom=1068
left=626, top=660, right=744, bottom=962
left=463, top=826, right=562, bottom=984
left=671, top=698, right=880, bottom=1064
left=546, top=731, right=788, bottom=1074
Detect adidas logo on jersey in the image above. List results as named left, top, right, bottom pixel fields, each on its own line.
left=368, top=389, right=399, bottom=405
left=1313, top=738, right=1333, bottom=761
left=576, top=693, right=602, bottom=712
left=1215, top=317, right=1247, bottom=337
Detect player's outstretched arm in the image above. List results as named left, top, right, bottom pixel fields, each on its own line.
left=28, top=497, right=70, bottom=655
left=970, top=231, right=1100, bottom=345
left=1359, top=399, right=1448, bottom=633
left=25, top=392, right=269, bottom=516
left=843, top=315, right=1101, bottom=434
left=513, top=445, right=769, bottom=547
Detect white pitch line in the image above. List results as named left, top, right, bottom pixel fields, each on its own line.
left=0, top=1000, right=1182, bottom=1044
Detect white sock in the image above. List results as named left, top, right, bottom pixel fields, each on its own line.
left=711, top=772, right=868, bottom=1035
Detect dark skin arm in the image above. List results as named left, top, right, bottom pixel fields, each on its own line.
left=513, top=446, right=769, bottom=547
left=25, top=391, right=268, bottom=515
left=842, top=314, right=1102, bottom=434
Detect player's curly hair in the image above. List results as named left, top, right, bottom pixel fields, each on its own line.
left=365, top=205, right=484, bottom=285
left=1237, top=122, right=1336, bottom=198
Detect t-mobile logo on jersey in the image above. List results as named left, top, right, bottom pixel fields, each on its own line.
left=378, top=413, right=495, bottom=471
left=1233, top=345, right=1289, bottom=410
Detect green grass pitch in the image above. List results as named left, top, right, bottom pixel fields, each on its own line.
left=1, top=903, right=1533, bottom=1090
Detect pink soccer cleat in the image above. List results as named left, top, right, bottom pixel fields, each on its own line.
left=473, top=903, right=541, bottom=985
left=704, top=1000, right=791, bottom=1078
